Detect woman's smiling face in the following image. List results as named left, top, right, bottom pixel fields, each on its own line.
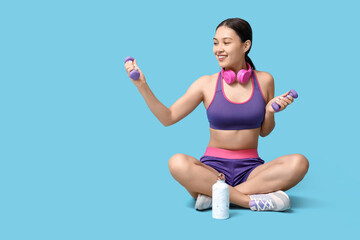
left=213, top=26, right=250, bottom=70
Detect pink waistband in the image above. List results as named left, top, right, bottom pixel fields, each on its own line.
left=204, top=147, right=259, bottom=159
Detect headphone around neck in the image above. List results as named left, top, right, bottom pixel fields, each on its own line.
left=221, top=62, right=252, bottom=84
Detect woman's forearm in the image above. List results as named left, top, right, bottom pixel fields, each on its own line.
left=260, top=111, right=275, bottom=137
left=136, top=82, right=172, bottom=126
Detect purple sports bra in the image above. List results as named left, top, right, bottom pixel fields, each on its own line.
left=206, top=71, right=266, bottom=130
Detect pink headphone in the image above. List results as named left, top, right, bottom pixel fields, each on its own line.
left=221, top=62, right=252, bottom=84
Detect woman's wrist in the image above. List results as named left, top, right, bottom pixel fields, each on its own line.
left=135, top=80, right=148, bottom=90
left=265, top=109, right=275, bottom=116
left=265, top=103, right=276, bottom=115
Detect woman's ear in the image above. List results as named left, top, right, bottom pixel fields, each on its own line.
left=243, top=40, right=252, bottom=53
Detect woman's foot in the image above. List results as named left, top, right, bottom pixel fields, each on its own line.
left=195, top=194, right=212, bottom=210
left=249, top=190, right=290, bottom=211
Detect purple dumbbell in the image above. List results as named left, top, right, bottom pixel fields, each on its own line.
left=124, top=56, right=140, bottom=80
left=271, top=89, right=298, bottom=112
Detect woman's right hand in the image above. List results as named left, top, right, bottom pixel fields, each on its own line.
left=124, top=59, right=146, bottom=87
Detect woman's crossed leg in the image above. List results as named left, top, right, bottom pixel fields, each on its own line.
left=169, top=153, right=250, bottom=208
left=168, top=153, right=309, bottom=209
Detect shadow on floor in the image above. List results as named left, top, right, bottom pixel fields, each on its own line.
left=289, top=195, right=327, bottom=209
left=186, top=199, right=248, bottom=211
left=186, top=194, right=326, bottom=211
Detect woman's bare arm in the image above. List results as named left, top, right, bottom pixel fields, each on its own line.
left=260, top=72, right=276, bottom=137
left=167, top=75, right=207, bottom=126
left=125, top=60, right=207, bottom=127
left=260, top=72, right=294, bottom=137
left=135, top=75, right=207, bottom=127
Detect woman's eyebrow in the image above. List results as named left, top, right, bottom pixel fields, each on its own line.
left=213, top=37, right=233, bottom=41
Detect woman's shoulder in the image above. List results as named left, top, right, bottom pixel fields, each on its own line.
left=200, top=72, right=219, bottom=81
left=185, top=74, right=213, bottom=99
left=189, top=73, right=218, bottom=99
left=192, top=73, right=218, bottom=88
left=253, top=70, right=275, bottom=103
left=254, top=70, right=274, bottom=84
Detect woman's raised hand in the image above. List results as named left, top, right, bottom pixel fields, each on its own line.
left=266, top=91, right=294, bottom=113
left=124, top=58, right=146, bottom=87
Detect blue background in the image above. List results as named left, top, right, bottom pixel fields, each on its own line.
left=1, top=0, right=359, bottom=239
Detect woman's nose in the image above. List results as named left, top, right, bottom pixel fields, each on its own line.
left=215, top=43, right=224, bottom=52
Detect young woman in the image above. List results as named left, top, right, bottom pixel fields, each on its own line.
left=124, top=18, right=309, bottom=211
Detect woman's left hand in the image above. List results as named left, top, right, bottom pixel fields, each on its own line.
left=266, top=91, right=294, bottom=113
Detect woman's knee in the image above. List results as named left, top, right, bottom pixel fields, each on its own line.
left=168, top=153, right=192, bottom=176
left=288, top=154, right=309, bottom=176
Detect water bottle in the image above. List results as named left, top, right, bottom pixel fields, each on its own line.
left=212, top=173, right=229, bottom=219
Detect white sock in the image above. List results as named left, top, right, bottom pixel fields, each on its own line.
left=195, top=194, right=212, bottom=210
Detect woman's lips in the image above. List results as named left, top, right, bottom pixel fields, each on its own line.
left=218, top=55, right=227, bottom=61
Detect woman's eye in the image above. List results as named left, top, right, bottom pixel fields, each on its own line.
left=213, top=42, right=230, bottom=45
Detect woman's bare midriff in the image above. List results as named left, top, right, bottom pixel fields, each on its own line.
left=207, top=127, right=260, bottom=150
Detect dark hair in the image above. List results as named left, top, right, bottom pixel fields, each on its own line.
left=216, top=18, right=256, bottom=70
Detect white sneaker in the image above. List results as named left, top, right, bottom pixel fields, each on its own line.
left=249, top=190, right=290, bottom=211
left=195, top=194, right=212, bottom=211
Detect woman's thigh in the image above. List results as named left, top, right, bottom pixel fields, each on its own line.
left=246, top=153, right=309, bottom=182
left=245, top=155, right=287, bottom=181
left=235, top=153, right=309, bottom=194
left=168, top=153, right=220, bottom=198
left=169, top=153, right=220, bottom=176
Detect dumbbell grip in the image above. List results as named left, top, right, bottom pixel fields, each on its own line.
left=124, top=56, right=140, bottom=80
left=271, top=89, right=298, bottom=112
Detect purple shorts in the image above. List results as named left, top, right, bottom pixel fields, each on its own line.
left=199, top=147, right=265, bottom=187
